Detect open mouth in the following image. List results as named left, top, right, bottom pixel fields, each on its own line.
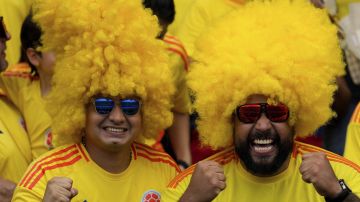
left=250, top=138, right=277, bottom=155
left=104, top=126, right=128, bottom=134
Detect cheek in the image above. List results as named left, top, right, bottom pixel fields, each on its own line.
left=273, top=123, right=293, bottom=141
left=84, top=107, right=102, bottom=133
left=234, top=123, right=252, bottom=142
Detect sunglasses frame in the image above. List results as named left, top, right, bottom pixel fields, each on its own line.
left=235, top=103, right=289, bottom=123
left=92, top=97, right=141, bottom=116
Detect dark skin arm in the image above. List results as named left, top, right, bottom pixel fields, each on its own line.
left=299, top=152, right=359, bottom=201
left=168, top=112, right=192, bottom=169
left=179, top=161, right=226, bottom=202
left=0, top=177, right=16, bottom=202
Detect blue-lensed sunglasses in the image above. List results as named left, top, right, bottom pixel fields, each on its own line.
left=92, top=97, right=141, bottom=116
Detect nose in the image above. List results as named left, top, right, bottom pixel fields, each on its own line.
left=254, top=113, right=271, bottom=131
left=108, top=105, right=126, bottom=124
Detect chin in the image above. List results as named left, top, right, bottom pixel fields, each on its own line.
left=235, top=141, right=293, bottom=176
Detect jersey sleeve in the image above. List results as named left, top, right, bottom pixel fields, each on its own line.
left=169, top=54, right=191, bottom=114
left=162, top=168, right=193, bottom=202
left=11, top=185, right=43, bottom=202
left=11, top=157, right=48, bottom=202
left=343, top=103, right=360, bottom=165
left=0, top=65, right=32, bottom=111
left=330, top=158, right=360, bottom=198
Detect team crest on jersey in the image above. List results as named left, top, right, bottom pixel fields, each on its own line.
left=142, top=190, right=161, bottom=202
left=44, top=128, right=54, bottom=149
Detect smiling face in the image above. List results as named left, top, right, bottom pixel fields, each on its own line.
left=233, top=94, right=294, bottom=176
left=84, top=95, right=143, bottom=152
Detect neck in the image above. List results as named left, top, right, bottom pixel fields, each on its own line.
left=38, top=71, right=52, bottom=97
left=84, top=143, right=132, bottom=174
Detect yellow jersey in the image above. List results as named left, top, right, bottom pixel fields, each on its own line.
left=344, top=102, right=360, bottom=165
left=168, top=0, right=196, bottom=34
left=0, top=63, right=53, bottom=159
left=0, top=0, right=34, bottom=65
left=163, top=34, right=190, bottom=114
left=0, top=94, right=31, bottom=183
left=164, top=141, right=360, bottom=202
left=12, top=142, right=180, bottom=202
left=144, top=35, right=191, bottom=148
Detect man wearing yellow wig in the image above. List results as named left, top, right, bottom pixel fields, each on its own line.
left=164, top=1, right=360, bottom=201
left=11, top=0, right=181, bottom=201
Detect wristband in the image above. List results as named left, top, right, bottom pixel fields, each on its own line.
left=325, top=179, right=352, bottom=202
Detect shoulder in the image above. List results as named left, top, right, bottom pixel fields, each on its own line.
left=167, top=147, right=235, bottom=189
left=18, top=144, right=86, bottom=190
left=2, top=63, right=34, bottom=80
left=163, top=34, right=189, bottom=71
left=295, top=141, right=360, bottom=173
left=349, top=103, right=360, bottom=125
left=132, top=142, right=180, bottom=172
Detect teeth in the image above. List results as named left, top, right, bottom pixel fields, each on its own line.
left=254, top=145, right=273, bottom=153
left=106, top=127, right=126, bottom=133
left=253, top=139, right=273, bottom=145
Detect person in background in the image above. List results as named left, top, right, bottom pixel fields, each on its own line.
left=0, top=16, right=31, bottom=202
left=0, top=13, right=55, bottom=159
left=0, top=0, right=34, bottom=65
left=143, top=0, right=192, bottom=169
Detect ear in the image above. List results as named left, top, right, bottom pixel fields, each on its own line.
left=26, top=48, right=41, bottom=67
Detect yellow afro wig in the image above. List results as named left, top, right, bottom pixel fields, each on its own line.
left=32, top=0, right=174, bottom=146
left=188, top=0, right=344, bottom=149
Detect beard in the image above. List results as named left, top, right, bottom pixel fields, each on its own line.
left=235, top=129, right=293, bottom=176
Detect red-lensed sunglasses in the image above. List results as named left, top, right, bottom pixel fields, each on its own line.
left=235, top=103, right=289, bottom=123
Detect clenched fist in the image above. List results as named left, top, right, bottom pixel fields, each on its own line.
left=43, top=177, right=78, bottom=202
left=180, top=160, right=226, bottom=202
left=299, top=152, right=342, bottom=198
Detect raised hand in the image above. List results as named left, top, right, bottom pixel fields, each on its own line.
left=180, top=160, right=226, bottom=202
left=299, top=152, right=342, bottom=198
left=43, top=177, right=78, bottom=202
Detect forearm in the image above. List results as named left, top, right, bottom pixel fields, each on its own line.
left=168, top=112, right=192, bottom=166
left=343, top=193, right=360, bottom=202
left=0, top=177, right=16, bottom=202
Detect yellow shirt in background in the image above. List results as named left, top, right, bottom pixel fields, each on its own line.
left=168, top=0, right=196, bottom=34
left=164, top=34, right=191, bottom=114
left=144, top=34, right=190, bottom=147
left=13, top=142, right=180, bottom=202
left=0, top=94, right=31, bottom=183
left=176, top=0, right=245, bottom=56
left=164, top=141, right=360, bottom=201
left=0, top=63, right=52, bottom=159
left=344, top=103, right=360, bottom=165
left=0, top=0, right=34, bottom=65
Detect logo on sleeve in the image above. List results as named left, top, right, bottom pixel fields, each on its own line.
left=142, top=190, right=161, bottom=202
